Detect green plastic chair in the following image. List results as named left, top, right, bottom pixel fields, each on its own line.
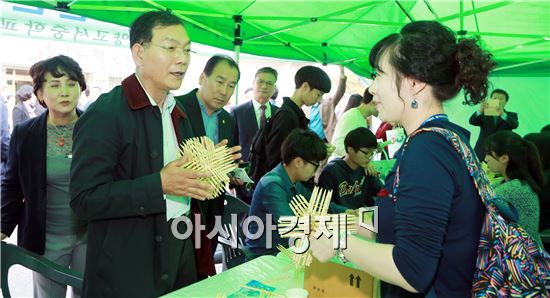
left=1, top=241, right=83, bottom=298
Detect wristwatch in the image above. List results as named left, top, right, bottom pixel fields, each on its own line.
left=336, top=247, right=349, bottom=264
left=336, top=232, right=349, bottom=263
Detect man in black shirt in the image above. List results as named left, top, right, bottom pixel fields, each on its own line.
left=469, top=88, right=518, bottom=160
left=265, top=66, right=331, bottom=171
left=318, top=127, right=382, bottom=213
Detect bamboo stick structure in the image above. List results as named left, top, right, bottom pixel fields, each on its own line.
left=178, top=136, right=236, bottom=199
left=277, top=186, right=358, bottom=268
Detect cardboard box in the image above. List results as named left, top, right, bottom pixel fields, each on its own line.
left=304, top=257, right=377, bottom=297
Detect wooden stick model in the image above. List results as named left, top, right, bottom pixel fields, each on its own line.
left=178, top=136, right=236, bottom=199
left=276, top=186, right=359, bottom=268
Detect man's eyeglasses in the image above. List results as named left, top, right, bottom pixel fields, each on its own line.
left=359, top=149, right=376, bottom=159
left=304, top=159, right=320, bottom=171
left=146, top=43, right=196, bottom=57
left=487, top=152, right=499, bottom=160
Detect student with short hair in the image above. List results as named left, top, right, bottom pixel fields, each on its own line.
left=246, top=129, right=327, bottom=257
left=318, top=127, right=382, bottom=213
left=265, top=66, right=331, bottom=172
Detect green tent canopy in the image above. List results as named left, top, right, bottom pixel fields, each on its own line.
left=6, top=0, right=550, bottom=77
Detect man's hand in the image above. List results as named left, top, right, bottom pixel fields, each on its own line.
left=160, top=155, right=215, bottom=200
left=217, top=139, right=242, bottom=162
left=364, top=163, right=379, bottom=177
left=479, top=100, right=487, bottom=113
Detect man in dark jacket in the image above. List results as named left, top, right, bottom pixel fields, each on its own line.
left=231, top=67, right=279, bottom=203
left=70, top=11, right=239, bottom=297
left=175, top=54, right=240, bottom=278
left=470, top=88, right=518, bottom=160
left=265, top=66, right=331, bottom=172
left=231, top=67, right=279, bottom=162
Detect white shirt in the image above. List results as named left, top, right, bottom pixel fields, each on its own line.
left=251, top=99, right=272, bottom=128
left=136, top=76, right=190, bottom=220
left=330, top=107, right=367, bottom=158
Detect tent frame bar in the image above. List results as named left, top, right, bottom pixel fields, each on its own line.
left=494, top=58, right=550, bottom=72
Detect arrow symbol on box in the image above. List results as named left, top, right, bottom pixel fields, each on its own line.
left=349, top=274, right=354, bottom=286
left=356, top=276, right=362, bottom=288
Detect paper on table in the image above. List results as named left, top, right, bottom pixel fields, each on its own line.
left=229, top=167, right=254, bottom=184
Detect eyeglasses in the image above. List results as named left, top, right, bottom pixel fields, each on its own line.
left=487, top=152, right=499, bottom=160
left=359, top=149, right=376, bottom=159
left=304, top=159, right=320, bottom=171
left=146, top=43, right=196, bottom=57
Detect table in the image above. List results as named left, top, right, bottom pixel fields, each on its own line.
left=163, top=254, right=303, bottom=297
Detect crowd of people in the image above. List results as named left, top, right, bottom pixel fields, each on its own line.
left=0, top=9, right=549, bottom=298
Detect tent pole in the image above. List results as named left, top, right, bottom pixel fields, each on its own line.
left=395, top=0, right=415, bottom=22
left=233, top=15, right=243, bottom=105
left=247, top=2, right=382, bottom=40
left=470, top=0, right=480, bottom=34
left=438, top=1, right=513, bottom=22
left=423, top=0, right=440, bottom=20
left=493, top=58, right=550, bottom=72
left=459, top=0, right=464, bottom=32
left=144, top=0, right=233, bottom=41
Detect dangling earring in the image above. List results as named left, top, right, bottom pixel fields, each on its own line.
left=411, top=99, right=418, bottom=109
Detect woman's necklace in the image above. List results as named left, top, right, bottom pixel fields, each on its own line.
left=51, top=125, right=66, bottom=147
left=49, top=114, right=77, bottom=147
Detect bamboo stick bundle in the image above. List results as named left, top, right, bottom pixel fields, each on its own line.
left=178, top=136, right=236, bottom=199
left=276, top=186, right=342, bottom=267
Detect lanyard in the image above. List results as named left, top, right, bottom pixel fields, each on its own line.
left=420, top=114, right=448, bottom=127
left=389, top=114, right=450, bottom=200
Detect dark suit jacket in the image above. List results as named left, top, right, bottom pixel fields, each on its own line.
left=470, top=110, right=518, bottom=159
left=266, top=97, right=309, bottom=171
left=231, top=100, right=279, bottom=162
left=175, top=89, right=236, bottom=259
left=70, top=75, right=202, bottom=297
left=1, top=109, right=83, bottom=255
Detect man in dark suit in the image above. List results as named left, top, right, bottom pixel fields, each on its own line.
left=231, top=67, right=279, bottom=162
left=470, top=88, right=518, bottom=160
left=70, top=12, right=239, bottom=297
left=175, top=54, right=240, bottom=277
left=231, top=67, right=279, bottom=203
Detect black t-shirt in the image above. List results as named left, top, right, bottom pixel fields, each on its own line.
left=318, top=158, right=383, bottom=213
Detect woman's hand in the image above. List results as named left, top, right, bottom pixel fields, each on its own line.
left=309, top=234, right=337, bottom=263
